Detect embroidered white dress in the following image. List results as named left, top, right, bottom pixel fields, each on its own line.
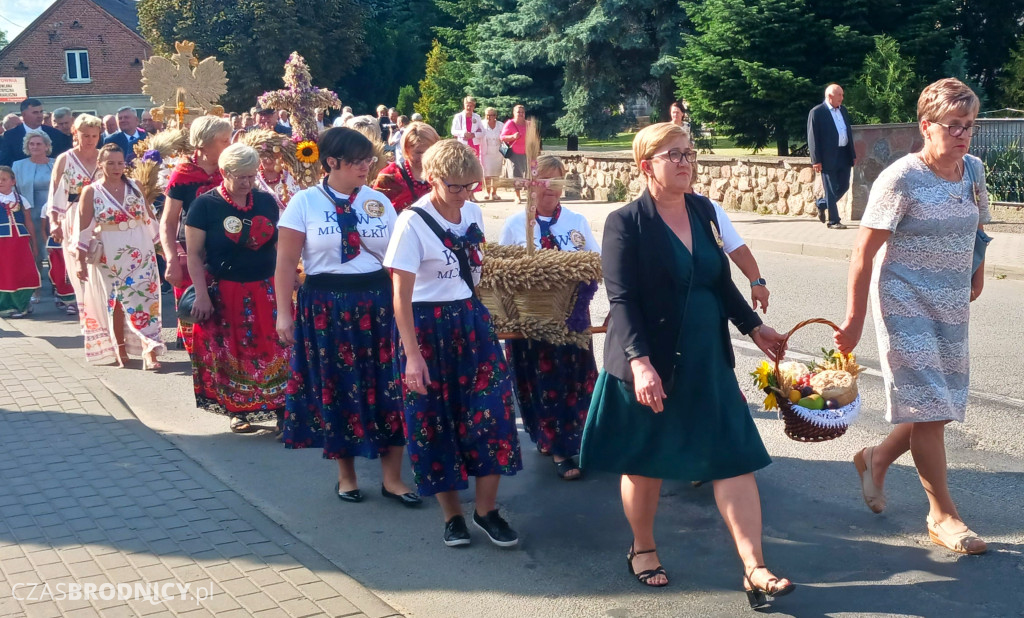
left=256, top=169, right=302, bottom=214
left=78, top=182, right=165, bottom=364
left=49, top=150, right=97, bottom=312
left=478, top=121, right=505, bottom=177
left=861, top=154, right=990, bottom=423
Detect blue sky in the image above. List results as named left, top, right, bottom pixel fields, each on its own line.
left=0, top=0, right=53, bottom=42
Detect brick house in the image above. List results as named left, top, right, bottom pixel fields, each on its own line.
left=0, top=0, right=152, bottom=117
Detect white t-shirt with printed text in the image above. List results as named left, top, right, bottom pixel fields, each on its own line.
left=278, top=184, right=397, bottom=275
left=498, top=206, right=601, bottom=254
left=383, top=194, right=485, bottom=303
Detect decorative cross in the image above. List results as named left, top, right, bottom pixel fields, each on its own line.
left=258, top=52, right=341, bottom=145
left=174, top=99, right=189, bottom=126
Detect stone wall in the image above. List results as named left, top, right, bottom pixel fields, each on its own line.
left=851, top=123, right=923, bottom=220
left=548, top=150, right=835, bottom=219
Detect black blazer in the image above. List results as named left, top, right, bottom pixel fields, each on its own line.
left=601, top=190, right=762, bottom=390
left=103, top=129, right=147, bottom=163
left=807, top=103, right=854, bottom=171
left=0, top=124, right=72, bottom=166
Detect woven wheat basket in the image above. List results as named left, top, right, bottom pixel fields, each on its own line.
left=478, top=243, right=601, bottom=347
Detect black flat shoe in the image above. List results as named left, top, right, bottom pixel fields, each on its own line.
left=335, top=482, right=363, bottom=503
left=381, top=484, right=422, bottom=507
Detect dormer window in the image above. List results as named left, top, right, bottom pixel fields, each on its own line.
left=65, top=50, right=90, bottom=82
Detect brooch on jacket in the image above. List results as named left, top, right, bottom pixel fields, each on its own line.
left=710, top=220, right=724, bottom=248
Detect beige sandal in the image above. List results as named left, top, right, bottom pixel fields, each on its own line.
left=853, top=446, right=886, bottom=513
left=927, top=515, right=987, bottom=555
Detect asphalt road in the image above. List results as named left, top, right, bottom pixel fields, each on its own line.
left=11, top=209, right=1024, bottom=617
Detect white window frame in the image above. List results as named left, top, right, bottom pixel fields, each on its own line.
left=65, top=50, right=91, bottom=83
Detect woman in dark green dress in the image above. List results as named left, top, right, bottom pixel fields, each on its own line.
left=579, top=123, right=794, bottom=608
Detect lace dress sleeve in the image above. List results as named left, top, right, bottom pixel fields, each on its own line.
left=861, top=159, right=912, bottom=232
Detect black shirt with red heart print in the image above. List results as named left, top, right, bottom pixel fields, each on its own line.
left=184, top=190, right=279, bottom=282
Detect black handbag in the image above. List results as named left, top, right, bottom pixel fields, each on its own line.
left=177, top=217, right=253, bottom=325
left=499, top=142, right=514, bottom=160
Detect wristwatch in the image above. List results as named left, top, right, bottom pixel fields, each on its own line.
left=750, top=278, right=767, bottom=288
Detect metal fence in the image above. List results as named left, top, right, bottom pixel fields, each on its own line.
left=971, top=118, right=1024, bottom=205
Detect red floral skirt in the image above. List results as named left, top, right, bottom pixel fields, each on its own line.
left=191, top=277, right=289, bottom=422
left=0, top=233, right=40, bottom=312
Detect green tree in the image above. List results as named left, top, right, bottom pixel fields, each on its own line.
left=953, top=0, right=1024, bottom=103
left=338, top=0, right=442, bottom=113
left=943, top=37, right=988, bottom=108
left=472, top=0, right=688, bottom=140
left=396, top=85, right=418, bottom=116
left=845, top=35, right=918, bottom=124
left=415, top=40, right=472, bottom=129
left=677, top=0, right=832, bottom=154
left=138, top=0, right=365, bottom=112
left=0, top=28, right=8, bottom=51
left=999, top=36, right=1024, bottom=108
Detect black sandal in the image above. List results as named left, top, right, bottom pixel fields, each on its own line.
left=627, top=545, right=668, bottom=587
left=229, top=416, right=256, bottom=434
left=743, top=565, right=794, bottom=609
left=554, top=458, right=583, bottom=481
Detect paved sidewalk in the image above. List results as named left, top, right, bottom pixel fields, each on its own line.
left=480, top=197, right=1024, bottom=280
left=0, top=320, right=402, bottom=618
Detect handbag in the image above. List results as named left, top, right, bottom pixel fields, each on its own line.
left=963, top=157, right=992, bottom=275
left=85, top=226, right=103, bottom=265
left=499, top=142, right=514, bottom=160
left=177, top=216, right=253, bottom=325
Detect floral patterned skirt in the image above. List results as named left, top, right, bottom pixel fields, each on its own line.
left=284, top=271, right=405, bottom=459
left=0, top=233, right=40, bottom=313
left=395, top=297, right=522, bottom=496
left=191, top=277, right=289, bottom=422
left=506, top=339, right=598, bottom=458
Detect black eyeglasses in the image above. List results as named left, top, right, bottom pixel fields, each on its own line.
left=931, top=121, right=978, bottom=138
left=652, top=149, right=698, bottom=164
left=442, top=180, right=481, bottom=194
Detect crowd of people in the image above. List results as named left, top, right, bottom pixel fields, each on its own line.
left=0, top=76, right=991, bottom=608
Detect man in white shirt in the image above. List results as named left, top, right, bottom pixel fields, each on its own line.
left=807, top=84, right=855, bottom=229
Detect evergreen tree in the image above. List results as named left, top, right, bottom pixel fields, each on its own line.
left=0, top=28, right=8, bottom=51
left=397, top=85, right=418, bottom=116
left=998, top=36, right=1024, bottom=109
left=845, top=35, right=918, bottom=124
left=415, top=40, right=472, bottom=128
left=472, top=0, right=687, bottom=139
left=676, top=0, right=831, bottom=154
left=339, top=0, right=442, bottom=113
left=138, top=0, right=365, bottom=112
left=953, top=0, right=1024, bottom=103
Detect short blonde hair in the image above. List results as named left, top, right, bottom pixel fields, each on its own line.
left=401, top=122, right=440, bottom=157
left=218, top=143, right=260, bottom=176
left=632, top=122, right=691, bottom=167
left=23, top=131, right=52, bottom=156
left=535, top=154, right=565, bottom=177
left=484, top=107, right=497, bottom=117
left=463, top=96, right=477, bottom=105
left=190, top=116, right=232, bottom=149
left=73, top=114, right=103, bottom=132
left=376, top=104, right=387, bottom=114
left=917, top=78, right=980, bottom=125
left=422, top=139, right=482, bottom=182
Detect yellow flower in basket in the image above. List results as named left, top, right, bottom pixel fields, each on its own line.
left=750, top=360, right=780, bottom=411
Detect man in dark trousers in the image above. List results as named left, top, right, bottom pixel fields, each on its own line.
left=807, top=84, right=855, bottom=229
left=0, top=98, right=72, bottom=166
